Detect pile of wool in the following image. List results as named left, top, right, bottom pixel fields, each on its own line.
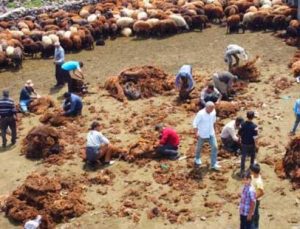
left=21, top=125, right=63, bottom=159
left=230, top=56, right=260, bottom=82
left=28, top=97, right=56, bottom=115
left=105, top=66, right=174, bottom=101
left=4, top=173, right=86, bottom=228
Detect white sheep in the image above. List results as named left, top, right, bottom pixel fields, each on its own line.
left=138, top=11, right=148, bottom=21
left=42, top=35, right=52, bottom=46
left=17, top=21, right=29, bottom=30
left=116, top=17, right=135, bottom=29
left=146, top=18, right=160, bottom=28
left=70, top=26, right=78, bottom=34
left=48, top=34, right=59, bottom=43
left=9, top=30, right=24, bottom=39
left=121, top=27, right=133, bottom=37
left=169, top=14, right=189, bottom=30
left=6, top=46, right=15, bottom=57
left=120, top=8, right=134, bottom=17
left=87, top=14, right=98, bottom=23
left=242, top=12, right=256, bottom=27
left=63, top=31, right=72, bottom=39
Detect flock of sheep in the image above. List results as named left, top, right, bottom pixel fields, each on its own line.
left=0, top=0, right=297, bottom=70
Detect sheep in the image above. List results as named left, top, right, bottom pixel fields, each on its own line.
left=246, top=6, right=258, bottom=13
left=48, top=34, right=59, bottom=44
left=242, top=11, right=256, bottom=29
left=204, top=4, right=224, bottom=23
left=121, top=27, right=132, bottom=37
left=22, top=38, right=43, bottom=58
left=169, top=14, right=189, bottom=30
left=71, top=34, right=82, bottom=50
left=227, top=14, right=244, bottom=33
left=286, top=20, right=300, bottom=37
left=82, top=33, right=94, bottom=50
left=159, top=19, right=178, bottom=36
left=272, top=14, right=289, bottom=31
left=137, top=11, right=148, bottom=21
left=120, top=8, right=134, bottom=17
left=42, top=35, right=52, bottom=47
left=133, top=20, right=151, bottom=37
left=263, top=14, right=275, bottom=31
left=191, top=15, right=208, bottom=31
left=0, top=51, right=7, bottom=68
left=116, top=17, right=134, bottom=29
left=6, top=46, right=15, bottom=56
left=9, top=46, right=23, bottom=69
left=59, top=37, right=73, bottom=52
left=88, top=14, right=98, bottom=23
left=224, top=5, right=239, bottom=17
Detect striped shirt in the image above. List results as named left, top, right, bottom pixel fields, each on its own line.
left=239, top=184, right=256, bottom=216
left=0, top=97, right=16, bottom=117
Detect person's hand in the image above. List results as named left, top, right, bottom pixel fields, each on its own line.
left=247, top=214, right=253, bottom=221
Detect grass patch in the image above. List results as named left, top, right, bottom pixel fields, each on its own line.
left=24, top=0, right=44, bottom=8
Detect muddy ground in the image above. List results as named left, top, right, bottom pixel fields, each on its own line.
left=0, top=26, right=300, bottom=229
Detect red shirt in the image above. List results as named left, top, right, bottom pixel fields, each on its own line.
left=159, top=128, right=180, bottom=147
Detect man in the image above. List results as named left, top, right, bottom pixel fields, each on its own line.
left=175, top=65, right=195, bottom=100
left=0, top=89, right=17, bottom=148
left=250, top=163, right=264, bottom=229
left=290, top=98, right=300, bottom=135
left=238, top=111, right=258, bottom=176
left=224, top=44, right=248, bottom=70
left=239, top=171, right=256, bottom=229
left=61, top=61, right=85, bottom=93
left=62, top=92, right=83, bottom=117
left=212, top=71, right=238, bottom=100
left=86, top=121, right=114, bottom=166
left=200, top=83, right=222, bottom=108
left=154, top=124, right=180, bottom=160
left=193, top=101, right=220, bottom=170
left=221, top=117, right=244, bottom=154
left=54, top=41, right=65, bottom=87
left=19, top=80, right=39, bottom=113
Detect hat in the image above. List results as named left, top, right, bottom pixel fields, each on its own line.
left=25, top=80, right=34, bottom=87
left=2, top=89, right=9, bottom=97
left=54, top=41, right=60, bottom=46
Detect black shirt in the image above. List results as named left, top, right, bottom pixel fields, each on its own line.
left=238, top=121, right=258, bottom=145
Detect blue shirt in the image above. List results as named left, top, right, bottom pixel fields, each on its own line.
left=63, top=93, right=83, bottom=115
left=175, top=65, right=194, bottom=90
left=293, top=99, right=300, bottom=115
left=19, top=87, right=32, bottom=101
left=62, top=61, right=80, bottom=71
left=238, top=121, right=258, bottom=145
left=239, top=184, right=256, bottom=216
left=54, top=46, right=65, bottom=64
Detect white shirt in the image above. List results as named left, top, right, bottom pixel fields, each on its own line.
left=86, top=130, right=109, bottom=148
left=221, top=120, right=239, bottom=141
left=251, top=175, right=264, bottom=200
left=225, top=44, right=248, bottom=60
left=193, top=108, right=216, bottom=138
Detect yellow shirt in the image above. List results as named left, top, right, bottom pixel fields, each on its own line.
left=251, top=175, right=264, bottom=200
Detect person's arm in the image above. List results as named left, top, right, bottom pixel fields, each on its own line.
left=256, top=188, right=264, bottom=199
left=64, top=98, right=75, bottom=115
left=193, top=113, right=200, bottom=139
left=200, top=89, right=205, bottom=104
left=247, top=190, right=256, bottom=221
left=187, top=74, right=195, bottom=91
left=228, top=125, right=239, bottom=142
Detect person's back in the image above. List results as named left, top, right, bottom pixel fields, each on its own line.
left=62, top=61, right=80, bottom=71
left=0, top=96, right=15, bottom=117
left=70, top=93, right=82, bottom=109
left=221, top=120, right=235, bottom=139
left=19, top=87, right=31, bottom=101
left=160, top=127, right=180, bottom=147
left=87, top=130, right=109, bottom=148
left=239, top=120, right=257, bottom=145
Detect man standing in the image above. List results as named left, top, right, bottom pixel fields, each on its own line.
left=212, top=71, right=238, bottom=100
left=239, top=171, right=256, bottom=229
left=250, top=163, right=264, bottom=229
left=238, top=111, right=258, bottom=176
left=154, top=124, right=180, bottom=160
left=0, top=89, right=17, bottom=148
left=54, top=41, right=65, bottom=87
left=200, top=83, right=222, bottom=108
left=290, top=98, right=300, bottom=135
left=175, top=65, right=195, bottom=101
left=62, top=92, right=83, bottom=117
left=224, top=44, right=248, bottom=70
left=193, top=101, right=220, bottom=170
left=221, top=117, right=244, bottom=154
left=61, top=61, right=85, bottom=93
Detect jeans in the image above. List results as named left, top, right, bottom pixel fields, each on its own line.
left=156, top=144, right=178, bottom=158
left=20, top=99, right=31, bottom=112
left=195, top=135, right=218, bottom=166
left=251, top=200, right=260, bottom=229
left=55, top=63, right=65, bottom=86
left=240, top=215, right=253, bottom=229
left=291, top=114, right=300, bottom=134
left=1, top=116, right=16, bottom=146
left=241, top=144, right=256, bottom=174
left=221, top=137, right=241, bottom=153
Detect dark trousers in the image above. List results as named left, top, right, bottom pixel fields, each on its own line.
left=200, top=95, right=219, bottom=108
left=240, top=215, right=252, bottom=229
left=252, top=200, right=260, bottom=229
left=156, top=144, right=178, bottom=158
left=241, top=144, right=256, bottom=173
left=1, top=116, right=16, bottom=146
left=221, top=137, right=240, bottom=153
left=55, top=63, right=64, bottom=86
left=291, top=114, right=300, bottom=134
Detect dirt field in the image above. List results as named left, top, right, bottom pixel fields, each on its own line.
left=0, top=26, right=300, bottom=229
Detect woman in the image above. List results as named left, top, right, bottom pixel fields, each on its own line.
left=86, top=121, right=114, bottom=166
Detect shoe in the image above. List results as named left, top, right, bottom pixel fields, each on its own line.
left=103, top=160, right=115, bottom=166
left=194, top=158, right=202, bottom=166
left=211, top=163, right=221, bottom=171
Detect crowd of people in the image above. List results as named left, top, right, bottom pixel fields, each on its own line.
left=1, top=42, right=292, bottom=229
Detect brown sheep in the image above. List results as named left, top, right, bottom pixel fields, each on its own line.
left=71, top=34, right=82, bottom=50
left=191, top=15, right=208, bottom=31
left=235, top=1, right=254, bottom=13
left=263, top=14, right=275, bottom=31
left=224, top=5, right=239, bottom=17
left=9, top=46, right=23, bottom=69
left=204, top=4, right=224, bottom=23
left=44, top=25, right=60, bottom=31
left=7, top=38, right=24, bottom=49
left=159, top=19, right=178, bottom=36
left=0, top=51, right=8, bottom=68
left=272, top=14, right=289, bottom=32
left=226, top=14, right=244, bottom=33
left=22, top=39, right=43, bottom=58
left=133, top=21, right=151, bottom=37
left=59, top=37, right=73, bottom=52
left=286, top=20, right=300, bottom=37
